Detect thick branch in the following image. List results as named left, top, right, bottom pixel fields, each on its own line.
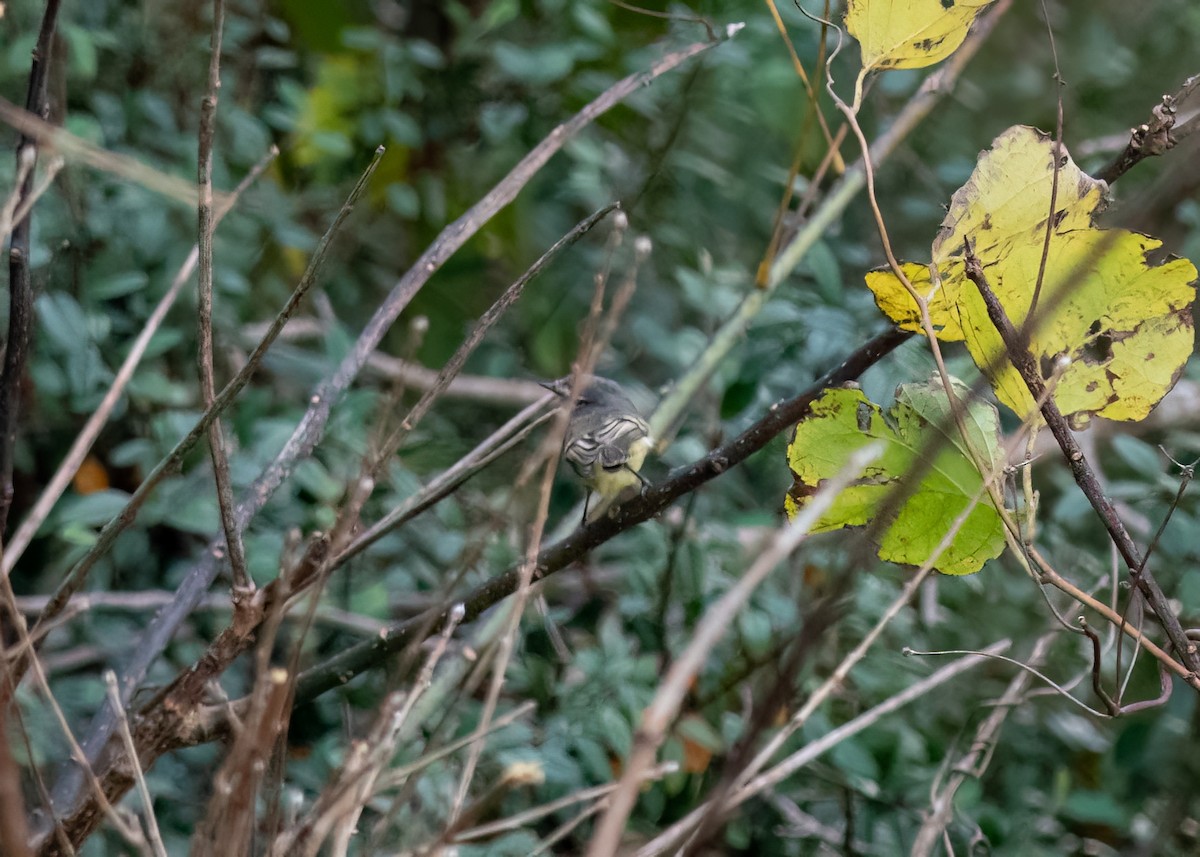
left=34, top=324, right=907, bottom=857
left=285, top=326, right=911, bottom=708
left=46, top=33, right=725, bottom=831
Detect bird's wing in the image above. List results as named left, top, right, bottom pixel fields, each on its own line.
left=565, top=415, right=649, bottom=478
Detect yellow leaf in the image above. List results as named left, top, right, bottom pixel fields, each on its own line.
left=932, top=126, right=1104, bottom=261
left=864, top=261, right=965, bottom=340
left=957, top=229, right=1196, bottom=424
left=864, top=125, right=1198, bottom=426
left=846, top=0, right=994, bottom=72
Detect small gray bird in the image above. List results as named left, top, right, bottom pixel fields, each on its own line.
left=541, top=375, right=653, bottom=523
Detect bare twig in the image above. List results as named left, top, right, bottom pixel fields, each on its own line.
left=272, top=605, right=466, bottom=856
left=9, top=606, right=143, bottom=850
left=0, top=149, right=36, bottom=242
left=962, top=241, right=1200, bottom=679
left=1096, top=73, right=1197, bottom=184
left=337, top=400, right=555, bottom=566
left=607, top=0, right=718, bottom=41
left=1115, top=451, right=1198, bottom=691
left=0, top=153, right=62, bottom=243
left=193, top=666, right=291, bottom=857
left=1, top=144, right=277, bottom=577
left=0, top=663, right=33, bottom=857
left=375, top=702, right=537, bottom=792
left=763, top=0, right=845, bottom=172
left=586, top=445, right=882, bottom=856
left=102, top=673, right=167, bottom=857
left=0, top=0, right=63, bottom=535
left=195, top=0, right=249, bottom=593
left=1027, top=0, right=1066, bottom=319
left=911, top=632, right=1056, bottom=856
left=239, top=320, right=548, bottom=405
left=13, top=588, right=385, bottom=636
left=635, top=643, right=1011, bottom=857
left=0, top=96, right=230, bottom=210
left=48, top=43, right=721, bottom=833
left=452, top=762, right=677, bottom=844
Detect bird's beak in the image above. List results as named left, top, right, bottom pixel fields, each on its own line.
left=539, top=378, right=568, bottom=397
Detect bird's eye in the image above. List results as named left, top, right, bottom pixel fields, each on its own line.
left=575, top=397, right=588, bottom=406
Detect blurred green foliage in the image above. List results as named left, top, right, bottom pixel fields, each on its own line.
left=4, top=0, right=1200, bottom=854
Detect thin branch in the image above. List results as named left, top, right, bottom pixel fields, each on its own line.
left=0, top=664, right=33, bottom=857
left=911, top=634, right=1054, bottom=852
left=909, top=646, right=1112, bottom=717
left=281, top=326, right=909, bottom=711
left=239, top=319, right=549, bottom=403
left=1025, top=545, right=1190, bottom=682
left=1, top=145, right=277, bottom=579
left=193, top=665, right=291, bottom=857
left=586, top=444, right=882, bottom=856
left=337, top=401, right=555, bottom=566
left=102, top=673, right=167, bottom=857
left=13, top=588, right=388, bottom=636
left=0, top=153, right=62, bottom=243
left=1115, top=451, right=1197, bottom=687
left=1078, top=618, right=1119, bottom=715
left=0, top=149, right=36, bottom=242
left=48, top=41, right=723, bottom=829
left=373, top=702, right=537, bottom=792
left=0, top=96, right=230, bottom=210
left=607, top=0, right=717, bottom=41
left=6, top=592, right=143, bottom=850
left=1095, top=74, right=1196, bottom=184
left=1027, top=0, right=1066, bottom=318
left=272, top=606, right=466, bottom=856
left=763, top=0, right=845, bottom=173
left=962, top=241, right=1200, bottom=678
left=195, top=0, right=249, bottom=593
left=635, top=643, right=1010, bottom=857
left=451, top=762, right=677, bottom=844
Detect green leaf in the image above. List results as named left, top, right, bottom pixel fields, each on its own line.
left=87, top=271, right=150, bottom=300
left=785, top=379, right=1006, bottom=575
left=45, top=489, right=132, bottom=532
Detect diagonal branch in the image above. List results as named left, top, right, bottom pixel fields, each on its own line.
left=45, top=31, right=726, bottom=827
left=962, top=240, right=1200, bottom=677
left=1, top=144, right=277, bottom=578
left=33, top=146, right=384, bottom=824
left=280, top=326, right=910, bottom=710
